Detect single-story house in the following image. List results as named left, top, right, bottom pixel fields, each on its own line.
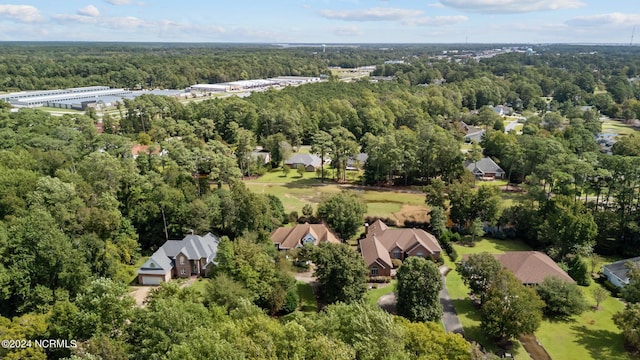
left=493, top=105, right=512, bottom=116
left=464, top=157, right=505, bottom=179
left=603, top=257, right=640, bottom=288
left=284, top=153, right=322, bottom=172
left=271, top=223, right=341, bottom=250
left=360, top=219, right=442, bottom=277
left=137, top=233, right=220, bottom=285
left=493, top=251, right=575, bottom=285
left=251, top=149, right=271, bottom=164
left=346, top=153, right=368, bottom=170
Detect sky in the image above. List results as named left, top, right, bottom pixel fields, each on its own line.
left=0, top=0, right=639, bottom=44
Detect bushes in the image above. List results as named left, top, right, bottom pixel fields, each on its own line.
left=438, top=230, right=459, bottom=261
left=369, top=276, right=392, bottom=283
left=568, top=255, right=591, bottom=286
left=365, top=216, right=397, bottom=227
left=391, top=259, right=403, bottom=268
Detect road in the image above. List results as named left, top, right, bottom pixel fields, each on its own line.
left=504, top=120, right=521, bottom=133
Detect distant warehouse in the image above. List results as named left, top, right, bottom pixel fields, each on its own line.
left=0, top=86, right=188, bottom=110
left=188, top=76, right=321, bottom=94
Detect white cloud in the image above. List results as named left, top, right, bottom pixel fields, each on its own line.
left=566, top=13, right=640, bottom=27
left=0, top=4, right=44, bottom=23
left=428, top=3, right=446, bottom=8
left=404, top=15, right=468, bottom=26
left=51, top=14, right=98, bottom=24
left=318, top=7, right=423, bottom=21
left=78, top=5, right=100, bottom=17
left=440, top=0, right=585, bottom=13
left=105, top=0, right=132, bottom=5
left=331, top=25, right=364, bottom=36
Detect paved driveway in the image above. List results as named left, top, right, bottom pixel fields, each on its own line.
left=439, top=267, right=465, bottom=336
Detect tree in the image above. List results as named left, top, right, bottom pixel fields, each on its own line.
left=458, top=252, right=502, bottom=304
left=428, top=206, right=447, bottom=237
left=311, top=130, right=333, bottom=183
left=329, top=127, right=358, bottom=182
left=470, top=218, right=485, bottom=243
left=302, top=203, right=314, bottom=218
left=399, top=319, right=472, bottom=360
left=622, top=263, right=640, bottom=304
left=316, top=191, right=367, bottom=240
left=424, top=178, right=447, bottom=209
left=591, top=286, right=608, bottom=310
left=567, top=255, right=591, bottom=286
left=312, top=243, right=367, bottom=304
left=296, top=164, right=305, bottom=178
left=395, top=257, right=443, bottom=322
left=614, top=303, right=640, bottom=353
left=481, top=270, right=544, bottom=341
left=536, top=276, right=587, bottom=318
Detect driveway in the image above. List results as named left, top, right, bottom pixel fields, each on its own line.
left=439, top=266, right=465, bottom=336
left=129, top=286, right=156, bottom=307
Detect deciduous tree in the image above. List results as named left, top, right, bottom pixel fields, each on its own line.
left=395, top=257, right=443, bottom=322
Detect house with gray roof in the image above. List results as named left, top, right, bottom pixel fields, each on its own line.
left=137, top=233, right=220, bottom=285
left=284, top=153, right=322, bottom=171
left=464, top=157, right=505, bottom=180
left=603, top=257, right=640, bottom=288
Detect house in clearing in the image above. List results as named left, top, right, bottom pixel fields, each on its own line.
left=359, top=219, right=442, bottom=277
left=271, top=223, right=341, bottom=250
left=284, top=153, right=322, bottom=172
left=603, top=256, right=640, bottom=288
left=137, top=233, right=220, bottom=285
left=493, top=251, right=574, bottom=285
left=464, top=157, right=505, bottom=180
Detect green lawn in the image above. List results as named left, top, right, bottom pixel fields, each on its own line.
left=536, top=282, right=630, bottom=360
left=245, top=170, right=427, bottom=222
left=297, top=281, right=317, bottom=313
left=445, top=238, right=632, bottom=360
left=602, top=119, right=640, bottom=136
left=366, top=281, right=396, bottom=306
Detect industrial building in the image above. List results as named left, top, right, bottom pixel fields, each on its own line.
left=187, top=76, right=322, bottom=94
left=0, top=86, right=188, bottom=110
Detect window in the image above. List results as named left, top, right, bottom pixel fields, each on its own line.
left=180, top=257, right=185, bottom=265
left=371, top=266, right=379, bottom=276
left=417, top=251, right=424, bottom=258
left=393, top=249, right=401, bottom=259
left=180, top=269, right=186, bottom=276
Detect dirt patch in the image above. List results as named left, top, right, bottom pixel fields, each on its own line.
left=129, top=286, right=156, bottom=307
left=519, top=334, right=552, bottom=360
left=393, top=204, right=429, bottom=225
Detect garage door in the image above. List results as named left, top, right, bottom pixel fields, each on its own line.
left=140, top=276, right=162, bottom=285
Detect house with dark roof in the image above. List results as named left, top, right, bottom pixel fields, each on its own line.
left=359, top=219, right=442, bottom=277
left=461, top=121, right=485, bottom=143
left=284, top=153, right=322, bottom=172
left=137, top=233, right=220, bottom=285
left=603, top=256, right=640, bottom=288
left=464, top=157, right=505, bottom=179
left=271, top=223, right=341, bottom=250
left=346, top=153, right=369, bottom=170
left=493, top=251, right=574, bottom=285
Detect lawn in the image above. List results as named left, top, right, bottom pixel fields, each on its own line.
left=297, top=281, right=317, bottom=313
left=365, top=281, right=396, bottom=306
left=602, top=119, right=640, bottom=136
left=245, top=170, right=428, bottom=223
left=445, top=237, right=632, bottom=360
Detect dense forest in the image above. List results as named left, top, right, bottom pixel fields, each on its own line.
left=2, top=43, right=640, bottom=358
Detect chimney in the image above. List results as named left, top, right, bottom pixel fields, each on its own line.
left=364, top=223, right=369, bottom=236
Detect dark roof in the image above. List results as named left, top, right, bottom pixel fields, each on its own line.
left=284, top=153, right=322, bottom=168
left=493, top=251, right=574, bottom=285
left=465, top=157, right=505, bottom=175
left=360, top=219, right=442, bottom=263
left=603, top=257, right=640, bottom=283
left=138, top=233, right=220, bottom=275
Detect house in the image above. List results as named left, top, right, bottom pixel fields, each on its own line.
left=603, top=257, right=640, bottom=288
left=359, top=236, right=393, bottom=277
left=461, top=121, right=485, bottom=143
left=493, top=251, right=575, bottom=285
left=271, top=223, right=341, bottom=250
left=492, top=105, right=512, bottom=116
left=251, top=148, right=271, bottom=165
left=346, top=153, right=368, bottom=170
left=359, top=219, right=442, bottom=277
left=284, top=153, right=322, bottom=172
left=137, top=233, right=220, bottom=285
left=131, top=144, right=164, bottom=159
left=464, top=157, right=505, bottom=179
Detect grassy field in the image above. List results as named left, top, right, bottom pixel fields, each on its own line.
left=365, top=281, right=396, bottom=306
left=297, top=282, right=317, bottom=313
left=602, top=118, right=640, bottom=136
left=444, top=238, right=631, bottom=360
left=245, top=170, right=428, bottom=224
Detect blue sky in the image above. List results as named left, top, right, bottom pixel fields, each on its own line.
left=0, top=0, right=639, bottom=43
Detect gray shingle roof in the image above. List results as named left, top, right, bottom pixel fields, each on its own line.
left=137, top=233, right=220, bottom=276
left=284, top=153, right=322, bottom=168
left=604, top=257, right=640, bottom=284
left=465, top=157, right=505, bottom=175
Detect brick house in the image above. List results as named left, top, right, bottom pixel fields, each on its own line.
left=137, top=233, right=220, bottom=285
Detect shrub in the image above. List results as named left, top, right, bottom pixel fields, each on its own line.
left=369, top=276, right=392, bottom=283
left=281, top=287, right=299, bottom=314
left=391, top=259, right=403, bottom=268
left=568, top=255, right=591, bottom=286
left=288, top=211, right=299, bottom=224
left=536, top=277, right=587, bottom=318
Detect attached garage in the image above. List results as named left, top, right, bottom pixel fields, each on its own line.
left=138, top=275, right=164, bottom=285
